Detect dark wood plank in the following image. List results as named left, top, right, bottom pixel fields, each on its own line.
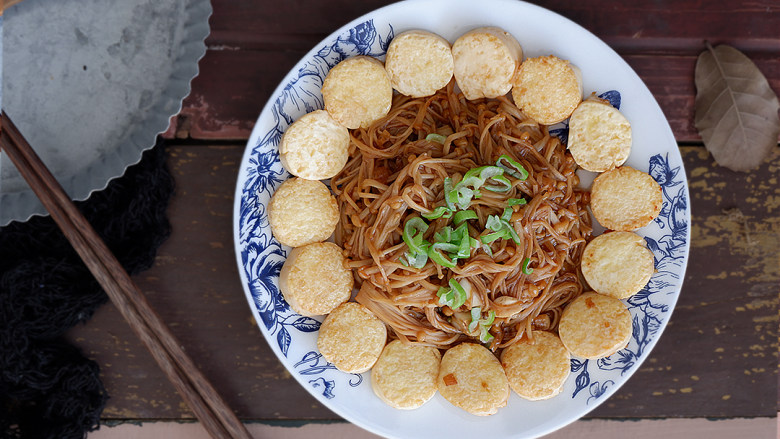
left=65, top=145, right=329, bottom=420
left=592, top=147, right=780, bottom=418
left=166, top=0, right=780, bottom=141
left=65, top=145, right=778, bottom=420
left=169, top=51, right=780, bottom=142
left=205, top=0, right=780, bottom=55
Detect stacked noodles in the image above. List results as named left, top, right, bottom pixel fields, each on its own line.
left=331, top=80, right=592, bottom=351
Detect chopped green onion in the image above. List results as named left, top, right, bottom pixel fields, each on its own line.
left=453, top=210, right=478, bottom=226
left=507, top=198, right=527, bottom=206
left=468, top=307, right=481, bottom=332
left=403, top=218, right=429, bottom=254
left=481, top=166, right=504, bottom=179
left=422, top=206, right=453, bottom=220
left=501, top=207, right=513, bottom=222
left=483, top=310, right=496, bottom=326
left=467, top=307, right=496, bottom=343
left=432, top=241, right=459, bottom=254
left=453, top=223, right=471, bottom=258
left=497, top=155, right=529, bottom=180
left=479, top=329, right=495, bottom=344
left=522, top=257, right=533, bottom=275
left=455, top=186, right=475, bottom=210
left=425, top=133, right=447, bottom=144
left=480, top=231, right=506, bottom=244
left=505, top=224, right=522, bottom=245
left=429, top=243, right=457, bottom=268
left=437, top=278, right=467, bottom=308
left=448, top=278, right=467, bottom=308
left=481, top=243, right=494, bottom=257
left=483, top=214, right=521, bottom=245
left=444, top=178, right=457, bottom=210
left=402, top=217, right=430, bottom=268
left=485, top=215, right=504, bottom=232
left=461, top=166, right=485, bottom=182
left=458, top=175, right=484, bottom=189
left=436, top=286, right=454, bottom=307
left=434, top=226, right=452, bottom=244
left=483, top=174, right=512, bottom=192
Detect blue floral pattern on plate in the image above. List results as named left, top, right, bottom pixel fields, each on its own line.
left=235, top=13, right=690, bottom=422
left=238, top=19, right=393, bottom=399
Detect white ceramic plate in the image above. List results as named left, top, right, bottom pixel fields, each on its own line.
left=233, top=1, right=691, bottom=437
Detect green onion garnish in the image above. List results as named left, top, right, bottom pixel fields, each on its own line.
left=453, top=210, right=478, bottom=226
left=428, top=243, right=457, bottom=268
left=485, top=215, right=504, bottom=232
left=501, top=207, right=513, bottom=222
left=437, top=278, right=468, bottom=308
left=480, top=231, right=506, bottom=244
left=483, top=174, right=512, bottom=192
left=444, top=178, right=457, bottom=210
left=402, top=217, right=430, bottom=268
left=453, top=223, right=471, bottom=258
left=497, top=155, right=529, bottom=180
left=425, top=133, right=447, bottom=144
left=467, top=307, right=496, bottom=343
left=522, top=257, right=533, bottom=274
left=507, top=198, right=527, bottom=206
left=434, top=226, right=452, bottom=244
left=468, top=307, right=481, bottom=332
left=482, top=214, right=521, bottom=245
left=422, top=206, right=453, bottom=220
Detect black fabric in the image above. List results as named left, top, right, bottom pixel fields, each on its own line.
left=0, top=139, right=174, bottom=438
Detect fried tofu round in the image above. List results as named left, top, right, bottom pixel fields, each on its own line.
left=385, top=30, right=454, bottom=98
left=581, top=231, right=655, bottom=300
left=590, top=166, right=663, bottom=231
left=322, top=56, right=393, bottom=129
left=279, top=110, right=350, bottom=180
left=371, top=340, right=442, bottom=410
left=511, top=55, right=582, bottom=125
left=558, top=292, right=632, bottom=359
left=279, top=242, right=353, bottom=316
left=501, top=331, right=570, bottom=401
left=267, top=177, right=339, bottom=248
left=451, top=27, right=523, bottom=100
left=568, top=98, right=632, bottom=172
left=437, top=343, right=509, bottom=416
left=317, top=302, right=387, bottom=373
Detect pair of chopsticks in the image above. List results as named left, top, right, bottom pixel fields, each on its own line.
left=0, top=112, right=253, bottom=439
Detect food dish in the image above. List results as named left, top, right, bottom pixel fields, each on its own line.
left=233, top=0, right=690, bottom=437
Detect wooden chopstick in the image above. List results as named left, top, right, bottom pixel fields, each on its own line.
left=0, top=112, right=253, bottom=439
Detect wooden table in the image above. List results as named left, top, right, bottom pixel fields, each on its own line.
left=64, top=0, right=779, bottom=436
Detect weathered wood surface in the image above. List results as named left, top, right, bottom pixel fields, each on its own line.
left=65, top=145, right=779, bottom=420
left=165, top=0, right=780, bottom=142
left=63, top=0, right=780, bottom=425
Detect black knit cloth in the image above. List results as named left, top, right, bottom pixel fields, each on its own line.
left=0, top=139, right=174, bottom=438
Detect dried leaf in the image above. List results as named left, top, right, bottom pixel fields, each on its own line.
left=694, top=43, right=780, bottom=172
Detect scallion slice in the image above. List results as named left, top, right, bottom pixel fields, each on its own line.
left=429, top=243, right=457, bottom=268
left=402, top=217, right=430, bottom=268
left=483, top=174, right=512, bottom=192
left=522, top=257, right=533, bottom=274
left=425, top=133, right=447, bottom=144
left=437, top=278, right=467, bottom=309
left=422, top=205, right=453, bottom=220
left=497, top=154, right=529, bottom=180
left=453, top=210, right=478, bottom=226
